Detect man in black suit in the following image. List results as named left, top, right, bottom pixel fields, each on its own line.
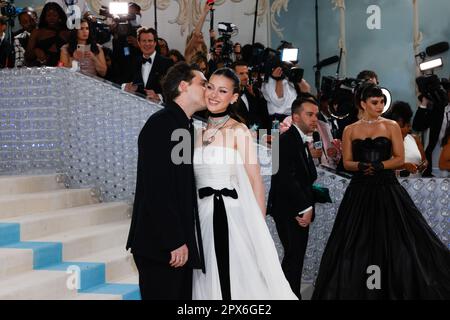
left=126, top=62, right=207, bottom=300
left=413, top=88, right=450, bottom=177
left=123, top=27, right=173, bottom=103
left=232, top=61, right=271, bottom=131
left=267, top=96, right=322, bottom=299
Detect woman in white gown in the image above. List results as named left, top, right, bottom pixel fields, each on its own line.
left=192, top=68, right=297, bottom=300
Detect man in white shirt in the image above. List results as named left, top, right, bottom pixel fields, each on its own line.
left=122, top=27, right=173, bottom=103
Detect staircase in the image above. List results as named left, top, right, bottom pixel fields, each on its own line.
left=0, top=174, right=140, bottom=300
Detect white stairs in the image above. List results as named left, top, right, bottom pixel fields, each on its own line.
left=0, top=174, right=140, bottom=300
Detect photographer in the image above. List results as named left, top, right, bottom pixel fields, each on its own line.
left=413, top=80, right=450, bottom=177
left=261, top=44, right=311, bottom=122
left=184, top=0, right=210, bottom=63
left=232, top=60, right=270, bottom=131
left=109, top=2, right=142, bottom=84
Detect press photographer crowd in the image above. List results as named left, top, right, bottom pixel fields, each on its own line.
left=1, top=0, right=449, bottom=178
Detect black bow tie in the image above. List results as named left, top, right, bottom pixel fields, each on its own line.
left=142, top=57, right=152, bottom=64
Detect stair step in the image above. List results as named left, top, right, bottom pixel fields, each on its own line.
left=33, top=220, right=131, bottom=261
left=73, top=246, right=137, bottom=282
left=0, top=269, right=79, bottom=300
left=0, top=248, right=33, bottom=280
left=0, top=174, right=64, bottom=195
left=2, top=202, right=130, bottom=240
left=72, top=293, right=122, bottom=300
left=0, top=189, right=99, bottom=219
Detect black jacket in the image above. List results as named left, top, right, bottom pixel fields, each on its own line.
left=126, top=101, right=204, bottom=271
left=412, top=102, right=447, bottom=176
left=131, top=53, right=174, bottom=95
left=235, top=88, right=271, bottom=131
left=267, top=125, right=317, bottom=220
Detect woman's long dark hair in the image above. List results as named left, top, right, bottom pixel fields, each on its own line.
left=208, top=67, right=245, bottom=123
left=67, top=19, right=99, bottom=56
left=38, top=2, right=67, bottom=30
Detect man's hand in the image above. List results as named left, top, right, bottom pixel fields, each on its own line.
left=271, top=67, right=283, bottom=80
left=308, top=143, right=323, bottom=159
left=124, top=82, right=138, bottom=93
left=144, top=89, right=161, bottom=103
left=296, top=209, right=313, bottom=228
left=170, top=244, right=189, bottom=268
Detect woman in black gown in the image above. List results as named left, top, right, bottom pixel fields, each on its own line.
left=312, top=83, right=450, bottom=299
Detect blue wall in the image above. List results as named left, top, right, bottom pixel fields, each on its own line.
left=271, top=0, right=450, bottom=110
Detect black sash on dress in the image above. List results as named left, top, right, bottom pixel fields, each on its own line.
left=198, top=187, right=238, bottom=300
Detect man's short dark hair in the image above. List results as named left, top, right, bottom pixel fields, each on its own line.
left=137, top=27, right=157, bottom=41
left=162, top=62, right=199, bottom=103
left=231, top=60, right=248, bottom=70
left=291, top=93, right=319, bottom=115
left=357, top=70, right=378, bottom=83
left=0, top=16, right=8, bottom=26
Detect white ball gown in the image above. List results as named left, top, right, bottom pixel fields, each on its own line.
left=192, top=145, right=297, bottom=300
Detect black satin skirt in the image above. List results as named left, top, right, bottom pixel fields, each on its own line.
left=312, top=170, right=450, bottom=300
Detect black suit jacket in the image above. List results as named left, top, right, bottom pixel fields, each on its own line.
left=131, top=53, right=174, bottom=95
left=412, top=103, right=447, bottom=176
left=267, top=126, right=317, bottom=220
left=126, top=101, right=204, bottom=271
left=235, top=88, right=271, bottom=131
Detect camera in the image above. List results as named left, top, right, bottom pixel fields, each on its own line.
left=416, top=74, right=449, bottom=107
left=263, top=47, right=304, bottom=84
left=321, top=76, right=362, bottom=117
left=0, top=0, right=20, bottom=18
left=215, top=22, right=238, bottom=67
left=99, top=4, right=138, bottom=38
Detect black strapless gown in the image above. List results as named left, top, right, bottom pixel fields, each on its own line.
left=312, top=137, right=450, bottom=300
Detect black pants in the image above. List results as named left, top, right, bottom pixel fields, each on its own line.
left=133, top=254, right=192, bottom=300
left=274, top=216, right=309, bottom=300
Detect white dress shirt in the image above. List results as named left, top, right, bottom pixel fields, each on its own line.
left=292, top=124, right=313, bottom=216
left=141, top=51, right=157, bottom=87
left=261, top=78, right=297, bottom=116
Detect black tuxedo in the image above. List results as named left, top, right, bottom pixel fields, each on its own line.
left=131, top=53, right=174, bottom=96
left=412, top=103, right=448, bottom=176
left=235, top=88, right=271, bottom=131
left=126, top=101, right=204, bottom=299
left=267, top=125, right=317, bottom=299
